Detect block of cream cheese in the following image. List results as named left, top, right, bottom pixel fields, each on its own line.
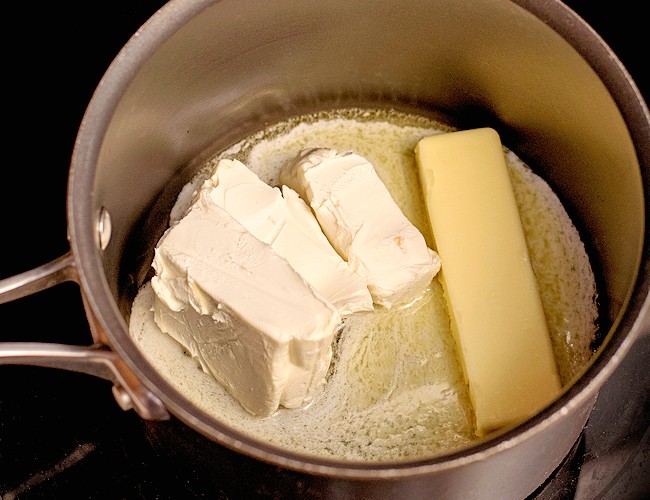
left=415, top=127, right=562, bottom=436
left=195, top=158, right=373, bottom=316
left=150, top=195, right=341, bottom=416
left=280, top=148, right=441, bottom=308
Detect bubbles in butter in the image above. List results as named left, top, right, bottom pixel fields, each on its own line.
left=129, top=108, right=598, bottom=461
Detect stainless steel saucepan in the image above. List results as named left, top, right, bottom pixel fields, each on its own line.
left=1, top=1, right=648, bottom=498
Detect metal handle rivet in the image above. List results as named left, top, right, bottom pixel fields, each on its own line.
left=112, top=385, right=134, bottom=412
left=97, top=207, right=112, bottom=250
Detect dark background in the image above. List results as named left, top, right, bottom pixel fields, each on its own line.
left=1, top=1, right=648, bottom=498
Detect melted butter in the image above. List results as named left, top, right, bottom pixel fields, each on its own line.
left=129, top=108, right=598, bottom=461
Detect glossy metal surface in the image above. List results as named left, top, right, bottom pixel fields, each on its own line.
left=0, top=1, right=648, bottom=498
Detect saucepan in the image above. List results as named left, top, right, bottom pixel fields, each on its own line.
left=1, top=0, right=648, bottom=498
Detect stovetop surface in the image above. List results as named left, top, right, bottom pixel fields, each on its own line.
left=1, top=1, right=648, bottom=498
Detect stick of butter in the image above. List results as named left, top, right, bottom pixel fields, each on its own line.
left=415, top=128, right=561, bottom=436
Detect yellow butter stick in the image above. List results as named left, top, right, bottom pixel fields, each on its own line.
left=415, top=128, right=561, bottom=436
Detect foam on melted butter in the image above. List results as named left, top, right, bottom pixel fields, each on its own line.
left=129, top=108, right=598, bottom=461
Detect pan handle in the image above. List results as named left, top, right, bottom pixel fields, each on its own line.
left=0, top=252, right=77, bottom=303
left=0, top=252, right=169, bottom=421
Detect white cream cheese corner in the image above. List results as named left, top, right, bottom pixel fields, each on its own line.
left=280, top=148, right=441, bottom=308
left=150, top=195, right=341, bottom=416
left=196, top=158, right=373, bottom=316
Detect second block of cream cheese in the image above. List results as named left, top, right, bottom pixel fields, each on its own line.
left=151, top=195, right=341, bottom=417
left=415, top=127, right=562, bottom=436
left=280, top=148, right=441, bottom=308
